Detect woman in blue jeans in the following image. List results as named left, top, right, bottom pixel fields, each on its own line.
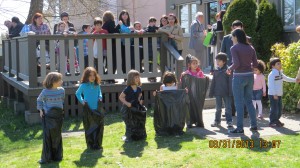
left=226, top=29, right=258, bottom=133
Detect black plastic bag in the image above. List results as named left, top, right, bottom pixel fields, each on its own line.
left=180, top=75, right=209, bottom=127
left=121, top=104, right=147, bottom=141
left=82, top=102, right=104, bottom=149
left=154, top=90, right=190, bottom=135
left=41, top=107, right=64, bottom=162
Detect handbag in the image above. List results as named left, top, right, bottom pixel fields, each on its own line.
left=203, top=31, right=213, bottom=47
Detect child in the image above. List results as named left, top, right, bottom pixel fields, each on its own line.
left=81, top=24, right=91, bottom=68
left=145, top=17, right=159, bottom=33
left=133, top=21, right=145, bottom=34
left=253, top=60, right=266, bottom=119
left=153, top=71, right=178, bottom=96
left=182, top=54, right=205, bottom=78
left=55, top=21, right=79, bottom=76
left=75, top=67, right=104, bottom=150
left=181, top=54, right=208, bottom=128
left=37, top=72, right=65, bottom=164
left=119, top=70, right=147, bottom=142
left=268, top=58, right=298, bottom=127
left=92, top=18, right=108, bottom=71
left=209, top=53, right=233, bottom=127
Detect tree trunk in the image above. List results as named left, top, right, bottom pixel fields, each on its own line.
left=25, top=0, right=44, bottom=24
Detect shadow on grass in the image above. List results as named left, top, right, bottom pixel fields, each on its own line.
left=120, top=140, right=148, bottom=158
left=73, top=149, right=103, bottom=167
left=154, top=133, right=194, bottom=151
left=40, top=161, right=60, bottom=168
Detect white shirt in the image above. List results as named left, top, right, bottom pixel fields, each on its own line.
left=268, top=69, right=296, bottom=96
left=161, top=84, right=177, bottom=91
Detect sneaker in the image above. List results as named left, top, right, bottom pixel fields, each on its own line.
left=257, top=115, right=263, bottom=119
left=229, top=129, right=244, bottom=134
left=211, top=122, right=220, bottom=127
left=250, top=127, right=258, bottom=132
left=269, top=123, right=280, bottom=127
left=278, top=120, right=284, bottom=127
left=227, top=122, right=233, bottom=127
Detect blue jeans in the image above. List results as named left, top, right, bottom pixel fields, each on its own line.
left=214, top=96, right=232, bottom=124
left=232, top=75, right=257, bottom=130
left=269, top=95, right=282, bottom=124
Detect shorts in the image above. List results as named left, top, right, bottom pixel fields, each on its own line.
left=252, top=89, right=263, bottom=100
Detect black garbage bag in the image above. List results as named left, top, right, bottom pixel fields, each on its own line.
left=121, top=103, right=147, bottom=141
left=82, top=102, right=104, bottom=149
left=154, top=89, right=190, bottom=135
left=41, top=107, right=64, bottom=162
left=180, top=75, right=209, bottom=127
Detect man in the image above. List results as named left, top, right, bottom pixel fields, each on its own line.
left=53, top=12, right=75, bottom=34
left=189, top=12, right=208, bottom=68
left=221, top=20, right=251, bottom=118
left=221, top=20, right=251, bottom=65
left=10, top=17, right=24, bottom=38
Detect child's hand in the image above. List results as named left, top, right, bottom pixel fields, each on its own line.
left=139, top=100, right=143, bottom=105
left=185, top=87, right=189, bottom=93
left=39, top=110, right=44, bottom=118
left=296, top=78, right=300, bottom=84
left=226, top=69, right=231, bottom=75
left=118, top=20, right=123, bottom=25
left=82, top=101, right=86, bottom=106
left=274, top=95, right=278, bottom=100
left=127, top=102, right=132, bottom=108
left=263, top=92, right=266, bottom=97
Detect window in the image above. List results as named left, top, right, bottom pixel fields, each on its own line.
left=179, top=3, right=197, bottom=34
left=283, top=0, right=300, bottom=27
left=207, top=2, right=230, bottom=25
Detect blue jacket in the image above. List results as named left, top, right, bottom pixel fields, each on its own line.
left=209, top=65, right=233, bottom=97
left=76, top=82, right=102, bottom=110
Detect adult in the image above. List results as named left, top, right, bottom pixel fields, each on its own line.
left=189, top=12, right=207, bottom=68
left=29, top=13, right=51, bottom=35
left=227, top=28, right=258, bottom=134
left=158, top=13, right=183, bottom=55
left=7, top=17, right=24, bottom=38
left=159, top=15, right=168, bottom=27
left=53, top=12, right=75, bottom=34
left=4, top=20, right=13, bottom=38
left=102, top=11, right=120, bottom=83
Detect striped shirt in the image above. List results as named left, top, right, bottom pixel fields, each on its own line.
left=37, top=87, right=65, bottom=112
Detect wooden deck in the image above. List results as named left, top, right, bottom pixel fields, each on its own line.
left=0, top=33, right=184, bottom=124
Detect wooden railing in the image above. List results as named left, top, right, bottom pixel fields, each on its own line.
left=2, top=33, right=182, bottom=87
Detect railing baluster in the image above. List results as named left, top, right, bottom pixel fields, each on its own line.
left=143, top=37, right=149, bottom=73
left=106, top=39, right=113, bottom=75
left=78, top=39, right=84, bottom=74
left=68, top=40, right=75, bottom=75
left=97, top=39, right=104, bottom=75
left=116, top=38, right=122, bottom=74
left=49, top=40, right=56, bottom=72
left=59, top=39, right=66, bottom=77
left=134, top=38, right=140, bottom=72
left=152, top=37, right=158, bottom=74
left=125, top=38, right=131, bottom=73
left=40, top=40, right=46, bottom=78
left=88, top=39, right=93, bottom=69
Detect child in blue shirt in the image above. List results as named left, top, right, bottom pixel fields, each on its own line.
left=76, top=67, right=104, bottom=150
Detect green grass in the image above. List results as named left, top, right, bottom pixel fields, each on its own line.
left=0, top=103, right=299, bottom=168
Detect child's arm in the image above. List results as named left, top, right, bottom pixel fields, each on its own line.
left=119, top=92, right=131, bottom=107
left=37, top=90, right=45, bottom=118
left=282, top=73, right=296, bottom=83
left=98, top=85, right=103, bottom=101
left=138, top=93, right=143, bottom=105
left=75, top=84, right=85, bottom=105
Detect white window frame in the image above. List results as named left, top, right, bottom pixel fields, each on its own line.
left=282, top=0, right=298, bottom=32
left=178, top=3, right=198, bottom=37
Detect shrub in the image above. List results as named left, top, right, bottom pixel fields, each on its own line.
left=256, top=0, right=283, bottom=63
left=270, top=42, right=300, bottom=113
left=222, top=0, right=258, bottom=45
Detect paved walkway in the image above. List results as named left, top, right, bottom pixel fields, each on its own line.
left=188, top=108, right=300, bottom=139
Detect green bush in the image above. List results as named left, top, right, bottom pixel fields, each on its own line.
left=256, top=0, right=283, bottom=63
left=271, top=42, right=300, bottom=113
left=222, top=0, right=258, bottom=46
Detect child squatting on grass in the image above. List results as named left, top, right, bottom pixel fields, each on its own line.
left=37, top=72, right=65, bottom=164
left=268, top=58, right=300, bottom=127
left=76, top=67, right=104, bottom=150
left=119, top=70, right=147, bottom=142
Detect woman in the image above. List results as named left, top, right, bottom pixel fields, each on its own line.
left=29, top=13, right=51, bottom=35
left=227, top=29, right=258, bottom=134
left=158, top=13, right=183, bottom=55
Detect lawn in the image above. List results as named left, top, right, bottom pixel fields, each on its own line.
left=0, top=102, right=299, bottom=168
